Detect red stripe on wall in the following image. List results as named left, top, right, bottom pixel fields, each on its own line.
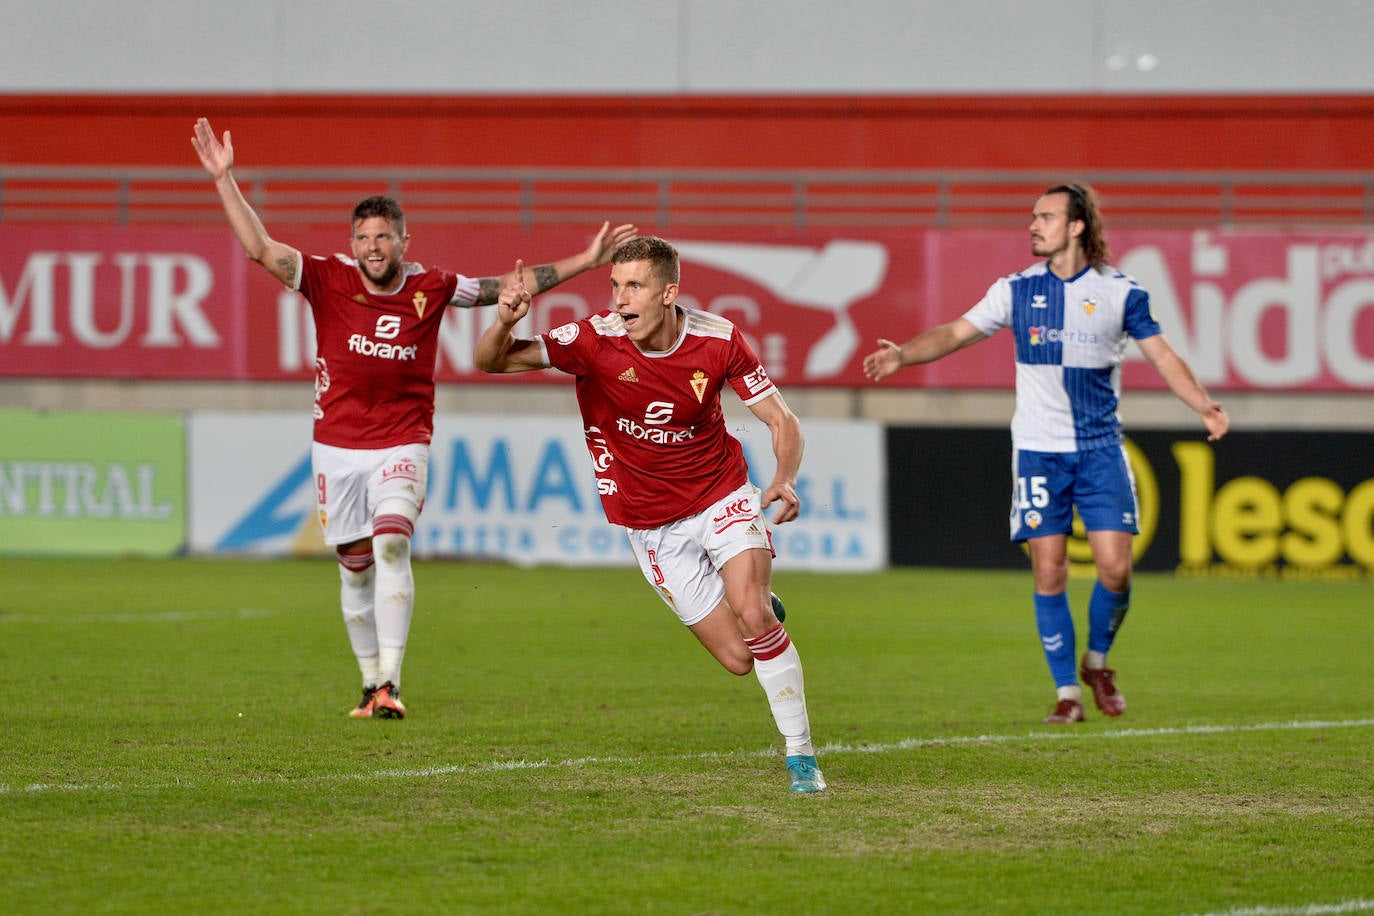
left=4, top=94, right=1374, bottom=170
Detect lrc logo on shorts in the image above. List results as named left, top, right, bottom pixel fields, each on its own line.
left=712, top=498, right=756, bottom=533
left=381, top=460, right=418, bottom=481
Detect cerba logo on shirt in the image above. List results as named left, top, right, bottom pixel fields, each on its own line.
left=1026, top=326, right=1099, bottom=347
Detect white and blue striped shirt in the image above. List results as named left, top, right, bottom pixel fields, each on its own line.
left=963, top=262, right=1161, bottom=453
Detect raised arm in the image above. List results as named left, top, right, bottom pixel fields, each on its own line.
left=862, top=316, right=987, bottom=381
left=191, top=118, right=301, bottom=288
left=467, top=221, right=638, bottom=307
left=475, top=260, right=550, bottom=373
left=1136, top=334, right=1229, bottom=442
left=748, top=391, right=804, bottom=525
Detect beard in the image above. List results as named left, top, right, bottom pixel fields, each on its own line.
left=362, top=256, right=402, bottom=289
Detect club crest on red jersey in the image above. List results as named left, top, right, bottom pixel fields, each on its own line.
left=689, top=370, right=709, bottom=403
left=412, top=291, right=428, bottom=318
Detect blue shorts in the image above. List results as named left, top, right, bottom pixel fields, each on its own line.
left=1009, top=446, right=1139, bottom=542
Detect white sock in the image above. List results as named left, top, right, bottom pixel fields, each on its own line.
left=372, top=532, right=414, bottom=688
left=379, top=646, right=405, bottom=690
left=1085, top=650, right=1107, bottom=670
left=748, top=631, right=814, bottom=757
left=338, top=553, right=379, bottom=673
left=1058, top=685, right=1083, bottom=702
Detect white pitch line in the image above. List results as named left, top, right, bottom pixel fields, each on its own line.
left=3, top=716, right=1371, bottom=797
left=0, top=608, right=276, bottom=624
left=818, top=716, right=1374, bottom=755
left=1185, top=900, right=1374, bottom=916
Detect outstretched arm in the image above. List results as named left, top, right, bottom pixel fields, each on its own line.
left=862, top=317, right=987, bottom=381
left=191, top=118, right=301, bottom=288
left=1137, top=334, right=1229, bottom=441
left=475, top=260, right=549, bottom=373
left=748, top=391, right=804, bottom=525
left=467, top=221, right=638, bottom=307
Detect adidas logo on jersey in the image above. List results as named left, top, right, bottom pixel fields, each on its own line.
left=619, top=367, right=639, bottom=382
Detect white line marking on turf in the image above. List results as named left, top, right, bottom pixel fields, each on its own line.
left=0, top=608, right=276, bottom=624
left=818, top=716, right=1374, bottom=755
left=4, top=716, right=1372, bottom=797
left=1186, top=900, right=1374, bottom=916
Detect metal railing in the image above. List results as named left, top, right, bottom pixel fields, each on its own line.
left=3, top=166, right=1373, bottom=228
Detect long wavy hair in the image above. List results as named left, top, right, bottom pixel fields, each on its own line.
left=1047, top=183, right=1111, bottom=269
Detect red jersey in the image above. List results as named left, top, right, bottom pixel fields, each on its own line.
left=296, top=253, right=479, bottom=449
left=541, top=306, right=778, bottom=529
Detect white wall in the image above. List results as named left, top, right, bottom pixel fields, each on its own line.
left=3, top=0, right=1372, bottom=94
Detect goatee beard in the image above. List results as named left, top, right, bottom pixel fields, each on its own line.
left=369, top=262, right=400, bottom=288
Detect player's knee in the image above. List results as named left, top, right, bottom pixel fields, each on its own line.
left=1100, top=567, right=1132, bottom=593
left=337, top=547, right=375, bottom=586
left=1096, top=556, right=1132, bottom=591
left=372, top=532, right=411, bottom=566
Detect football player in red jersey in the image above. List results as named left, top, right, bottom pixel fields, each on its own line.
left=476, top=236, right=825, bottom=793
left=193, top=117, right=635, bottom=719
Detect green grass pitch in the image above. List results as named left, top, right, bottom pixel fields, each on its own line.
left=2, top=557, right=1371, bottom=914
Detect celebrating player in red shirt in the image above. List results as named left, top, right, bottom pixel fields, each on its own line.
left=192, top=117, right=635, bottom=719
left=476, top=236, right=825, bottom=793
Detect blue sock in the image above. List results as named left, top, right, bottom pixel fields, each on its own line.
left=1033, top=591, right=1077, bottom=688
left=1087, top=581, right=1131, bottom=655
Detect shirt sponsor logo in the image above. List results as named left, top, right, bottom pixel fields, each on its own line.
left=347, top=333, right=419, bottom=360
left=585, top=426, right=615, bottom=472
left=742, top=365, right=772, bottom=395
left=375, top=315, right=402, bottom=339
left=616, top=416, right=696, bottom=444
left=644, top=401, right=674, bottom=426
left=313, top=358, right=331, bottom=420
left=585, top=426, right=617, bottom=495
left=1027, top=326, right=1099, bottom=346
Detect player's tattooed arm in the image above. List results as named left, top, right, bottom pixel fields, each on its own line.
left=475, top=277, right=503, bottom=305
left=471, top=264, right=562, bottom=307
left=525, top=264, right=560, bottom=293
left=275, top=254, right=297, bottom=288
left=465, top=221, right=633, bottom=308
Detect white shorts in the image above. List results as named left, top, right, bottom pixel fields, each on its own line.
left=625, top=484, right=774, bottom=627
left=311, top=442, right=429, bottom=546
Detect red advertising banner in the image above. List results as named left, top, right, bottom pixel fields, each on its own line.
left=0, top=226, right=249, bottom=378
left=3, top=223, right=1372, bottom=391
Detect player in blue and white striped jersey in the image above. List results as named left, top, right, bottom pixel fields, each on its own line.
left=863, top=184, right=1228, bottom=724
